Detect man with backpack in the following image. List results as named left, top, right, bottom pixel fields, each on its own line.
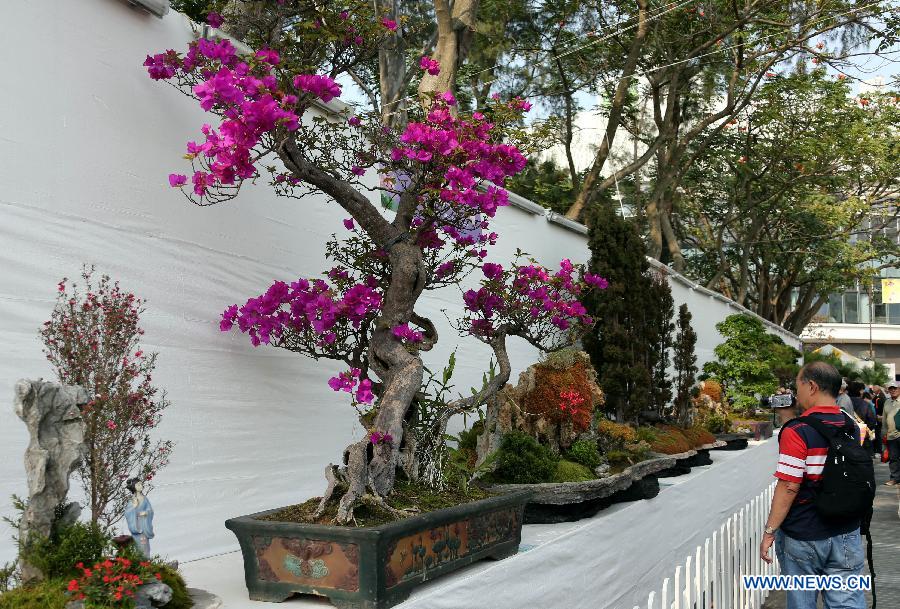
left=760, top=362, right=875, bottom=609
left=882, top=380, right=900, bottom=486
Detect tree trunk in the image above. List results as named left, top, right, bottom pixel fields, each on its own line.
left=377, top=0, right=410, bottom=129
left=418, top=0, right=479, bottom=103
left=565, top=0, right=649, bottom=221
left=333, top=241, right=426, bottom=521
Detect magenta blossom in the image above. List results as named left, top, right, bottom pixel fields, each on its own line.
left=391, top=323, right=423, bottom=343
left=356, top=379, right=375, bottom=404
left=293, top=74, right=342, bottom=103
left=343, top=218, right=355, bottom=230
left=369, top=430, right=393, bottom=445
left=419, top=56, right=441, bottom=76
left=168, top=174, right=187, bottom=187
left=381, top=18, right=398, bottom=31
left=482, top=263, right=504, bottom=281
left=206, top=11, right=223, bottom=28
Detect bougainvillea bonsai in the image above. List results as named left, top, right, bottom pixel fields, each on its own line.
left=145, top=2, right=606, bottom=524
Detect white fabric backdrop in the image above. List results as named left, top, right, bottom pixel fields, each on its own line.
left=0, top=0, right=798, bottom=564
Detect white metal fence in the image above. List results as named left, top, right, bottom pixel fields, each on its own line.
left=637, top=481, right=778, bottom=609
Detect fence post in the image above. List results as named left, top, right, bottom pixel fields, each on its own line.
left=662, top=577, right=669, bottom=609
left=674, top=566, right=681, bottom=609
left=685, top=555, right=692, bottom=609
left=703, top=539, right=710, bottom=609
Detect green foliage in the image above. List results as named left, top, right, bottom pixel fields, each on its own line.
left=0, top=578, right=69, bottom=609
left=703, top=314, right=799, bottom=411
left=156, top=564, right=193, bottom=609
left=702, top=413, right=732, bottom=435
left=20, top=521, right=111, bottom=582
left=565, top=439, right=602, bottom=470
left=634, top=426, right=658, bottom=444
left=860, top=361, right=890, bottom=386
left=802, top=350, right=890, bottom=386
left=492, top=432, right=558, bottom=484
left=672, top=304, right=698, bottom=425
left=584, top=204, right=673, bottom=423
left=553, top=460, right=595, bottom=483
left=506, top=159, right=579, bottom=215
left=169, top=0, right=226, bottom=23
left=681, top=70, right=900, bottom=333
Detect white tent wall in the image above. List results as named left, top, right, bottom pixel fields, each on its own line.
left=0, top=1, right=799, bottom=564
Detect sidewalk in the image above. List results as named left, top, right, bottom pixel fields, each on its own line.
left=761, top=458, right=900, bottom=609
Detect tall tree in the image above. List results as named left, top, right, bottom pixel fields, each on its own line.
left=646, top=271, right=674, bottom=417
left=678, top=71, right=900, bottom=333
left=672, top=303, right=697, bottom=426
left=584, top=204, right=653, bottom=423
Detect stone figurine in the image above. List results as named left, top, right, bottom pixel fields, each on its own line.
left=125, top=477, right=154, bottom=557
left=14, top=379, right=88, bottom=582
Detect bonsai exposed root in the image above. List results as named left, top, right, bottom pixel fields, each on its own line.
left=313, top=465, right=340, bottom=519
left=336, top=440, right=369, bottom=524
left=360, top=493, right=419, bottom=519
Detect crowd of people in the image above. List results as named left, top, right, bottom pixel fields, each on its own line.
left=768, top=378, right=900, bottom=485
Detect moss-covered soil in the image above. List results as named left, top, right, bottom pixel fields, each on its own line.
left=258, top=481, right=494, bottom=528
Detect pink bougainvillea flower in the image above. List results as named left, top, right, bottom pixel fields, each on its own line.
left=168, top=174, right=187, bottom=187
left=343, top=218, right=355, bottom=230
left=391, top=323, right=423, bottom=343
left=351, top=165, right=366, bottom=176
left=348, top=115, right=362, bottom=127
left=481, top=263, right=504, bottom=281
left=293, top=74, right=342, bottom=102
left=381, top=18, right=398, bottom=31
left=356, top=379, right=375, bottom=404
left=419, top=56, right=440, bottom=76
left=206, top=11, right=223, bottom=28
left=255, top=48, right=281, bottom=65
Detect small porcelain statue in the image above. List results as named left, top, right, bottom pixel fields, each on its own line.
left=124, top=477, right=154, bottom=557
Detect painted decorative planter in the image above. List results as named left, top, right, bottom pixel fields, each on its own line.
left=486, top=455, right=676, bottom=524
left=225, top=490, right=531, bottom=609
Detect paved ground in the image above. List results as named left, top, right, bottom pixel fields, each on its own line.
left=762, top=457, right=899, bottom=609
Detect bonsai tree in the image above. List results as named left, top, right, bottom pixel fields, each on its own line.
left=145, top=3, right=607, bottom=523
left=40, top=267, right=173, bottom=528
left=702, top=314, right=799, bottom=411
left=583, top=203, right=670, bottom=423
left=672, top=304, right=698, bottom=426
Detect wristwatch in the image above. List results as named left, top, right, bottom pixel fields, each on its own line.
left=764, top=526, right=778, bottom=536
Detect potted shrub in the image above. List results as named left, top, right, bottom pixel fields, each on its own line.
left=144, top=4, right=608, bottom=607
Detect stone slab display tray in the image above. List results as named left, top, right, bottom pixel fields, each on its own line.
left=485, top=455, right=676, bottom=524
left=713, top=433, right=751, bottom=451
left=225, top=490, right=531, bottom=609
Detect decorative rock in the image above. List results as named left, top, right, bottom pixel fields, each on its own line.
left=65, top=601, right=85, bottom=609
left=488, top=455, right=676, bottom=523
left=14, top=379, right=88, bottom=583
left=476, top=350, right=605, bottom=464
left=134, top=582, right=173, bottom=608
left=594, top=463, right=611, bottom=476
left=188, top=587, right=224, bottom=609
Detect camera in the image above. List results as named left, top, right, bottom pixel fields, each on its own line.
left=769, top=394, right=793, bottom=408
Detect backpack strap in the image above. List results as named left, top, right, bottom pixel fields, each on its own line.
left=798, top=413, right=856, bottom=442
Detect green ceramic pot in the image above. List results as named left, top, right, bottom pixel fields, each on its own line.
left=225, top=490, right=531, bottom=609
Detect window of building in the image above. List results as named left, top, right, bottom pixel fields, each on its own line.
left=828, top=293, right=843, bottom=323
left=844, top=292, right=859, bottom=324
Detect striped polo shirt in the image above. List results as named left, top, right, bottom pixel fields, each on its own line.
left=775, top=405, right=860, bottom=541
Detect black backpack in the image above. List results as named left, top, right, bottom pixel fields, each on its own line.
left=798, top=414, right=875, bottom=522
left=797, top=413, right=877, bottom=606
